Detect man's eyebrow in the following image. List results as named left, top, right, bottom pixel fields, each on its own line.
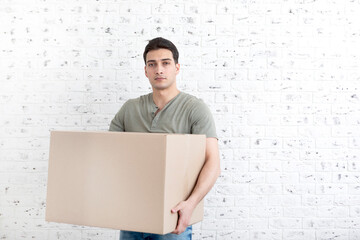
left=146, top=58, right=173, bottom=63
left=160, top=58, right=172, bottom=61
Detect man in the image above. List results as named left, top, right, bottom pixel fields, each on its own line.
left=109, top=37, right=220, bottom=240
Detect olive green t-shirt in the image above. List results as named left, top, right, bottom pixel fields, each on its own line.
left=109, top=92, right=217, bottom=138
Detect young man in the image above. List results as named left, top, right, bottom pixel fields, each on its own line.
left=109, top=37, right=220, bottom=240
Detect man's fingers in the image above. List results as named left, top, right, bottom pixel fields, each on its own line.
left=171, top=201, right=185, bottom=213
left=172, top=224, right=186, bottom=235
left=172, top=224, right=181, bottom=235
left=171, top=206, right=179, bottom=213
left=171, top=201, right=190, bottom=234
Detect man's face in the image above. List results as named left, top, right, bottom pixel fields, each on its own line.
left=144, top=48, right=180, bottom=91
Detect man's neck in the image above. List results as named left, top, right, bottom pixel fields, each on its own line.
left=152, top=88, right=180, bottom=110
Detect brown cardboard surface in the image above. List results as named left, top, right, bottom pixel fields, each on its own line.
left=46, top=131, right=206, bottom=234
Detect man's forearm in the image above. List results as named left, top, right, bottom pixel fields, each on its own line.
left=187, top=137, right=221, bottom=206
left=171, top=137, right=220, bottom=234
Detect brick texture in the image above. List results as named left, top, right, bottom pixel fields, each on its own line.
left=1, top=0, right=360, bottom=239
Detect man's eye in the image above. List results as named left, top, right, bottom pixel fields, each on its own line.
left=148, top=63, right=154, bottom=67
left=163, top=62, right=169, bottom=65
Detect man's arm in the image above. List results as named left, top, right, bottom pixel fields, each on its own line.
left=109, top=102, right=128, bottom=132
left=171, top=137, right=221, bottom=234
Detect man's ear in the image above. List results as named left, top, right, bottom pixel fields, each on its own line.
left=144, top=65, right=148, bottom=78
left=175, top=63, right=180, bottom=75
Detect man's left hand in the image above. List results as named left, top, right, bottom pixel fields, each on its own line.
left=171, top=200, right=196, bottom=235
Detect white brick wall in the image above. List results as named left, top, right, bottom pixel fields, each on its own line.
left=1, top=0, right=360, bottom=239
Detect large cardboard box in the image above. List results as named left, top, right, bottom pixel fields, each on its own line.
left=46, top=131, right=206, bottom=234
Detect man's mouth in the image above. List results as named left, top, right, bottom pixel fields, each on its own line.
left=155, top=77, right=166, bottom=80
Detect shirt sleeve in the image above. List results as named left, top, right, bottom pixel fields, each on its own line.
left=109, top=101, right=128, bottom=132
left=190, top=99, right=218, bottom=139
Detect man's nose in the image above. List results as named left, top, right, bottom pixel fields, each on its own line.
left=155, top=65, right=164, bottom=74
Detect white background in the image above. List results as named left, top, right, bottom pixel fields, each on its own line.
left=1, top=0, right=360, bottom=239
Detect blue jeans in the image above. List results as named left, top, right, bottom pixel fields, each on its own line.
left=120, top=226, right=192, bottom=240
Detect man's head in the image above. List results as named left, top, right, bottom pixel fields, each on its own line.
left=143, top=37, right=179, bottom=64
left=143, top=37, right=180, bottom=91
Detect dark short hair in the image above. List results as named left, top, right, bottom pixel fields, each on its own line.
left=143, top=37, right=179, bottom=64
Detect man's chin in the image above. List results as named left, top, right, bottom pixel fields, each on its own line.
left=150, top=82, right=170, bottom=90
left=150, top=80, right=176, bottom=91
left=152, top=85, right=169, bottom=91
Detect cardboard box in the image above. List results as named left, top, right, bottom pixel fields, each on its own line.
left=46, top=131, right=206, bottom=234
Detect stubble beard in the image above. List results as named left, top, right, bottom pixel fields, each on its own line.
left=151, top=78, right=176, bottom=91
